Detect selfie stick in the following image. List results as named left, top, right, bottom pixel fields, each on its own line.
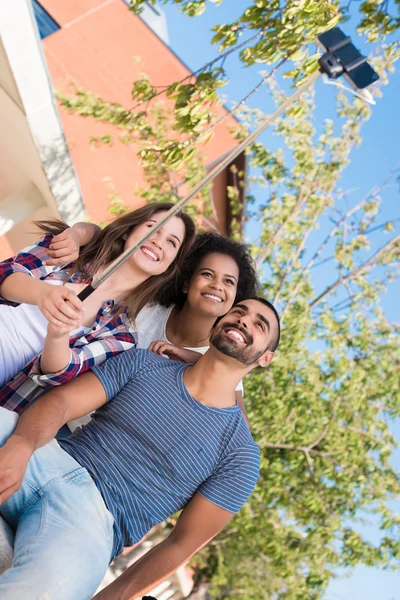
left=78, top=71, right=320, bottom=301
left=78, top=27, right=379, bottom=302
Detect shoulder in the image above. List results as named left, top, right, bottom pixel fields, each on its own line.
left=116, top=347, right=179, bottom=371
left=228, top=437, right=260, bottom=467
left=197, top=432, right=260, bottom=513
left=135, top=302, right=174, bottom=348
left=139, top=350, right=184, bottom=372
left=221, top=421, right=260, bottom=471
left=136, top=302, right=174, bottom=323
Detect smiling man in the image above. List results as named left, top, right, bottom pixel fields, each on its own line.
left=0, top=297, right=280, bottom=600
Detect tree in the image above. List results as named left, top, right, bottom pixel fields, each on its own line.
left=189, top=80, right=400, bottom=599
left=56, top=1, right=400, bottom=597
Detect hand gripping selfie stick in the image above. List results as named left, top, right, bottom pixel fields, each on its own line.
left=78, top=27, right=379, bottom=302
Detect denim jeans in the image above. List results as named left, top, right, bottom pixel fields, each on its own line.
left=0, top=407, right=114, bottom=600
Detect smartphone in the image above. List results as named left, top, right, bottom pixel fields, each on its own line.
left=317, top=27, right=379, bottom=90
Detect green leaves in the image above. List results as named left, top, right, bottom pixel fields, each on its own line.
left=56, top=2, right=400, bottom=596
left=131, top=77, right=157, bottom=102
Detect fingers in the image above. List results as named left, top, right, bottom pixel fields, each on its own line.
left=47, top=322, right=79, bottom=338
left=48, top=318, right=75, bottom=331
left=45, top=309, right=81, bottom=328
left=149, top=341, right=180, bottom=360
left=45, top=245, right=77, bottom=266
left=44, top=230, right=79, bottom=266
left=51, top=230, right=69, bottom=244
left=44, top=257, right=72, bottom=267
left=49, top=239, right=72, bottom=251
left=45, top=301, right=80, bottom=324
left=158, top=343, right=175, bottom=356
left=0, top=482, right=21, bottom=504
left=63, top=289, right=83, bottom=312
left=47, top=247, right=71, bottom=260
left=149, top=341, right=169, bottom=355
left=0, top=469, right=22, bottom=504
left=41, top=288, right=83, bottom=327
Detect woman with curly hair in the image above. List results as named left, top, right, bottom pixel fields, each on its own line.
left=135, top=231, right=259, bottom=423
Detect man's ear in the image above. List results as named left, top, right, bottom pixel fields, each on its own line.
left=257, top=350, right=274, bottom=368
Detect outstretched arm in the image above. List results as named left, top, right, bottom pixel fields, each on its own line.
left=0, top=234, right=83, bottom=326
left=92, top=493, right=234, bottom=600
left=44, top=222, right=101, bottom=267
left=0, top=372, right=106, bottom=503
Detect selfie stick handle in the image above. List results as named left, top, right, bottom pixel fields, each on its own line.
left=78, top=70, right=321, bottom=302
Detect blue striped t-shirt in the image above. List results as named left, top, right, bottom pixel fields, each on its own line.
left=59, top=349, right=260, bottom=560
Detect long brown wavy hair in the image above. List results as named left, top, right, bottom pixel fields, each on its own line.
left=36, top=202, right=196, bottom=322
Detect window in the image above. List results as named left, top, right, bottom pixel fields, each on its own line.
left=123, top=0, right=169, bottom=45
left=145, top=3, right=161, bottom=16
left=32, top=0, right=60, bottom=39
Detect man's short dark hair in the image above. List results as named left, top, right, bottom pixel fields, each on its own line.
left=155, top=232, right=259, bottom=308
left=250, top=296, right=280, bottom=352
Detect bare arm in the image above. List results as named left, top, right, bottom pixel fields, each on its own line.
left=0, top=269, right=83, bottom=328
left=73, top=222, right=101, bottom=245
left=39, top=328, right=74, bottom=375
left=0, top=372, right=106, bottom=503
left=92, top=493, right=234, bottom=600
left=0, top=272, right=52, bottom=305
left=149, top=341, right=203, bottom=364
left=0, top=224, right=89, bottom=321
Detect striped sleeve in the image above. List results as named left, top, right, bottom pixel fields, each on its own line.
left=0, top=235, right=56, bottom=306
left=90, top=348, right=150, bottom=402
left=197, top=443, right=260, bottom=513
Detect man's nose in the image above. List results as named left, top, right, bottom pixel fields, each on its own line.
left=237, top=316, right=248, bottom=329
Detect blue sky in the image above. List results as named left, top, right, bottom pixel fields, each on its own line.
left=158, top=1, right=400, bottom=599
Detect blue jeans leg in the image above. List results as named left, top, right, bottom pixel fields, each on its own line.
left=0, top=407, right=114, bottom=600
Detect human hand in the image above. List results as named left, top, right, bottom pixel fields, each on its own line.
left=47, top=318, right=82, bottom=339
left=148, top=341, right=201, bottom=364
left=0, top=436, right=33, bottom=503
left=38, top=285, right=84, bottom=328
left=44, top=227, right=83, bottom=267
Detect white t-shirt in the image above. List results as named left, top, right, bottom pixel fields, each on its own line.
left=0, top=280, right=64, bottom=387
left=0, top=281, right=90, bottom=388
left=135, top=303, right=244, bottom=394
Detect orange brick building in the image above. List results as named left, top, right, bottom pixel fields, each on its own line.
left=0, top=0, right=245, bottom=264
left=40, top=0, right=244, bottom=224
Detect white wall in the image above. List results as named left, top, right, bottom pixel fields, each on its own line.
left=0, top=0, right=86, bottom=252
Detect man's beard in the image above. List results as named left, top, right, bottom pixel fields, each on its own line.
left=210, top=322, right=265, bottom=366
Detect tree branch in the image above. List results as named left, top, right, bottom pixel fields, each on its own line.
left=256, top=184, right=308, bottom=268
left=273, top=207, right=326, bottom=303
left=309, top=234, right=400, bottom=309
left=281, top=166, right=400, bottom=317
left=129, top=29, right=265, bottom=111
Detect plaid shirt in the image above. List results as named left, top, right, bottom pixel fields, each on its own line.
left=0, top=235, right=137, bottom=414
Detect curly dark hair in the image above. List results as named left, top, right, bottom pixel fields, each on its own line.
left=154, top=232, right=259, bottom=308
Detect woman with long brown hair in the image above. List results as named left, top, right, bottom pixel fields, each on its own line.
left=0, top=202, right=195, bottom=411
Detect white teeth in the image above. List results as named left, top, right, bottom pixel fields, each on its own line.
left=226, top=329, right=245, bottom=343
left=203, top=294, right=223, bottom=303
left=142, top=247, right=158, bottom=261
